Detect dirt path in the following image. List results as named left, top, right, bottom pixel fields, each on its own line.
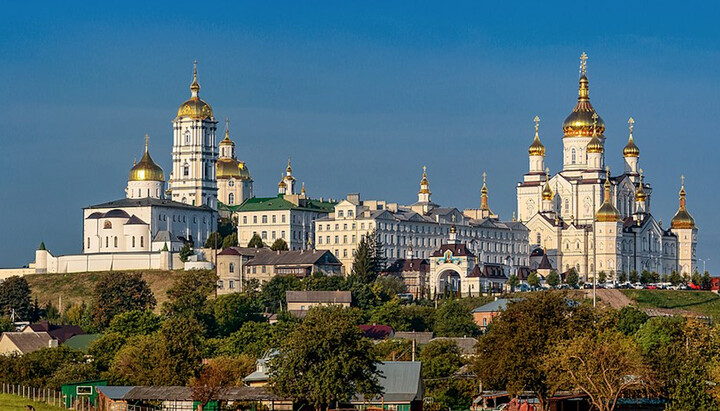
left=585, top=289, right=635, bottom=309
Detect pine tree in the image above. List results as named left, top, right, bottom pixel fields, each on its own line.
left=351, top=234, right=374, bottom=284
left=247, top=234, right=264, bottom=248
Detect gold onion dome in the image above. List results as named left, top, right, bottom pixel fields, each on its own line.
left=528, top=116, right=545, bottom=156
left=671, top=178, right=695, bottom=229
left=587, top=134, right=604, bottom=153
left=595, top=171, right=621, bottom=222
left=623, top=118, right=640, bottom=157
left=635, top=180, right=647, bottom=202
left=129, top=135, right=164, bottom=182
left=177, top=61, right=214, bottom=120
left=278, top=173, right=287, bottom=188
left=419, top=166, right=430, bottom=194
left=217, top=159, right=251, bottom=180
left=542, top=181, right=554, bottom=201
left=562, top=53, right=605, bottom=137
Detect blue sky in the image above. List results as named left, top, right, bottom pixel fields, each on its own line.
left=1, top=1, right=718, bottom=273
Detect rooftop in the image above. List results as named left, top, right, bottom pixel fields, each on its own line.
left=235, top=194, right=336, bottom=213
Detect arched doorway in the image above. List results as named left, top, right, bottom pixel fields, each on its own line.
left=437, top=270, right=461, bottom=296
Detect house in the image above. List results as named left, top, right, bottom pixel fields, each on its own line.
left=359, top=324, right=394, bottom=340
left=350, top=361, right=424, bottom=411
left=0, top=331, right=57, bottom=355
left=472, top=298, right=510, bottom=330
left=215, top=246, right=263, bottom=294
left=429, top=337, right=478, bottom=358
left=245, top=249, right=342, bottom=284
left=22, top=320, right=85, bottom=343
left=64, top=334, right=103, bottom=353
left=466, top=264, right=508, bottom=294
left=285, top=290, right=351, bottom=318
left=381, top=255, right=430, bottom=299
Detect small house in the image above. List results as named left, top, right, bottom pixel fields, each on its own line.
left=0, top=331, right=57, bottom=355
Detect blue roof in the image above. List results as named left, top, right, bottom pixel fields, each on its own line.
left=354, top=361, right=423, bottom=403
left=96, top=386, right=134, bottom=400
left=472, top=298, right=510, bottom=313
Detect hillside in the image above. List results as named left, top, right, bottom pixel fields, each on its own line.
left=622, top=289, right=720, bottom=321
left=26, top=270, right=183, bottom=311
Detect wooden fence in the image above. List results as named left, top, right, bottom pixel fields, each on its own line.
left=1, top=383, right=96, bottom=410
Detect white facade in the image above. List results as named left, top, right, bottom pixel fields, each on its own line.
left=217, top=119, right=254, bottom=207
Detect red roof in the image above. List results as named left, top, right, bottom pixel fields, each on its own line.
left=359, top=324, right=394, bottom=340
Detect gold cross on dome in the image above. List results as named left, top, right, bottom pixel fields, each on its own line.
left=534, top=115, right=540, bottom=132
left=628, top=117, right=635, bottom=134
left=580, top=52, right=588, bottom=75
left=423, top=165, right=427, bottom=174
left=144, top=134, right=149, bottom=150
left=482, top=172, right=487, bottom=183
left=681, top=174, right=685, bottom=186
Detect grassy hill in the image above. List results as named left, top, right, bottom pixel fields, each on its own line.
left=26, top=270, right=183, bottom=310
left=0, top=394, right=66, bottom=411
left=622, top=289, right=720, bottom=321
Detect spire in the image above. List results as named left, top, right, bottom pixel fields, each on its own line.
left=578, top=52, right=589, bottom=100
left=671, top=175, right=695, bottom=229
left=287, top=157, right=292, bottom=174
left=635, top=169, right=647, bottom=202
left=595, top=166, right=621, bottom=222
left=529, top=115, right=545, bottom=156
left=542, top=168, right=553, bottom=201
left=563, top=52, right=604, bottom=137
left=419, top=166, right=430, bottom=194
left=144, top=134, right=150, bottom=153
left=224, top=117, right=230, bottom=140
left=190, top=60, right=200, bottom=97
left=623, top=117, right=640, bottom=157
left=301, top=182, right=306, bottom=196
left=480, top=172, right=491, bottom=211
left=587, top=113, right=604, bottom=153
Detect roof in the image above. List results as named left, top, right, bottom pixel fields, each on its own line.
left=393, top=331, right=434, bottom=345
left=430, top=337, right=478, bottom=356
left=353, top=361, right=423, bottom=403
left=538, top=253, right=553, bottom=270
left=97, top=386, right=285, bottom=401
left=24, top=321, right=85, bottom=343
left=431, top=243, right=473, bottom=257
left=383, top=258, right=429, bottom=273
left=1, top=332, right=54, bottom=354
left=64, top=334, right=102, bottom=353
left=286, top=290, right=351, bottom=304
left=467, top=264, right=507, bottom=279
left=218, top=246, right=263, bottom=257
left=359, top=324, right=394, bottom=340
left=124, top=215, right=148, bottom=225
left=246, top=249, right=342, bottom=267
left=472, top=299, right=510, bottom=313
left=86, top=197, right=214, bottom=212
left=236, top=195, right=335, bottom=213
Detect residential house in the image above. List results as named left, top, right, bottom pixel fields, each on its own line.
left=22, top=320, right=85, bottom=343
left=286, top=290, right=351, bottom=318
left=472, top=298, right=510, bottom=330
left=216, top=246, right=263, bottom=294
left=350, top=361, right=424, bottom=411
left=382, top=254, right=430, bottom=299
left=0, top=332, right=57, bottom=355
left=245, top=249, right=342, bottom=284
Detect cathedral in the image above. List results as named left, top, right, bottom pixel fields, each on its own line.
left=517, top=54, right=697, bottom=280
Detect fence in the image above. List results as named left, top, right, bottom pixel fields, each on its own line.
left=1, top=383, right=96, bottom=410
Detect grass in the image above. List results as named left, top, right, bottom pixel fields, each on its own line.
left=0, top=393, right=66, bottom=411
left=622, top=289, right=720, bottom=321
left=26, top=269, right=183, bottom=312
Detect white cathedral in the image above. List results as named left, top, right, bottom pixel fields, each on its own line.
left=33, top=63, right=254, bottom=273
left=517, top=54, right=697, bottom=280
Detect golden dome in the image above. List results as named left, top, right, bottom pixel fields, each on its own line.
left=480, top=173, right=491, bottom=212
left=671, top=180, right=695, bottom=229
left=217, top=158, right=252, bottom=180
left=623, top=135, right=639, bottom=157
left=129, top=136, right=164, bottom=182
left=563, top=55, right=604, bottom=137
left=542, top=181, right=554, bottom=201
left=587, top=134, right=604, bottom=153
left=635, top=181, right=647, bottom=202
left=529, top=116, right=545, bottom=156
left=278, top=173, right=287, bottom=188
left=419, top=166, right=430, bottom=194
left=177, top=61, right=214, bottom=120
left=596, top=175, right=621, bottom=222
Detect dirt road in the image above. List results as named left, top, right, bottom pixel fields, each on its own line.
left=585, top=288, right=635, bottom=309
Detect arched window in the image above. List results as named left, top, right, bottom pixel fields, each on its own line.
left=536, top=232, right=541, bottom=244
left=228, top=193, right=235, bottom=205
left=184, top=131, right=190, bottom=145
left=183, top=164, right=190, bottom=177
left=229, top=263, right=235, bottom=273
left=105, top=237, right=109, bottom=248
left=140, top=236, right=144, bottom=248
left=87, top=238, right=90, bottom=249
left=571, top=148, right=577, bottom=164
left=103, top=220, right=112, bottom=229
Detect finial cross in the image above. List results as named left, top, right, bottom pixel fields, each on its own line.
left=580, top=52, right=588, bottom=75
left=628, top=117, right=634, bottom=134
left=482, top=172, right=487, bottom=184
left=423, top=165, right=427, bottom=175
left=144, top=134, right=149, bottom=150
left=534, top=115, right=540, bottom=133
left=681, top=174, right=685, bottom=186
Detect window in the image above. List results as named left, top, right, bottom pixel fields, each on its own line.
left=352, top=235, right=356, bottom=243
left=76, top=386, right=92, bottom=396
left=132, top=236, right=136, bottom=247
left=229, top=179, right=234, bottom=187
left=272, top=231, right=276, bottom=239
left=229, top=263, right=235, bottom=273
left=343, top=235, right=347, bottom=243
left=218, top=280, right=224, bottom=289
left=229, top=280, right=235, bottom=289
left=243, top=216, right=247, bottom=224
left=571, top=148, right=576, bottom=164
left=281, top=230, right=286, bottom=239
left=262, top=215, right=268, bottom=224
left=348, top=210, right=354, bottom=217
left=281, top=215, right=286, bottom=223
left=343, top=249, right=348, bottom=257
left=103, top=220, right=112, bottom=229
left=105, top=237, right=108, bottom=248
left=183, top=164, right=190, bottom=177
left=261, top=231, right=267, bottom=239
left=335, top=235, right=339, bottom=244
left=338, top=210, right=344, bottom=217
left=253, top=216, right=258, bottom=224
left=114, top=237, right=118, bottom=247
left=86, top=237, right=90, bottom=249
left=318, top=237, right=323, bottom=244
left=228, top=193, right=235, bottom=205
left=140, top=236, right=144, bottom=248
left=272, top=215, right=276, bottom=223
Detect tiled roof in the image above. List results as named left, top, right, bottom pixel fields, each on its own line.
left=359, top=324, right=394, bottom=340
left=393, top=331, right=434, bottom=345
left=430, top=337, right=478, bottom=356
left=64, top=334, right=102, bottom=353
left=24, top=321, right=84, bottom=344
left=246, top=249, right=341, bottom=267
left=472, top=298, right=510, bottom=313
left=383, top=258, right=429, bottom=273
left=218, top=246, right=264, bottom=257
left=431, top=243, right=473, bottom=257
left=86, top=197, right=213, bottom=211
left=98, top=386, right=284, bottom=401
left=1, top=332, right=54, bottom=354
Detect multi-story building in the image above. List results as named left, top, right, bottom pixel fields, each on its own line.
left=315, top=168, right=530, bottom=275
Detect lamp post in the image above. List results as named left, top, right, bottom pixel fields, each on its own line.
left=699, top=258, right=711, bottom=273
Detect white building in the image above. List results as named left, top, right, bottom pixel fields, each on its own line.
left=315, top=168, right=530, bottom=275
left=216, top=119, right=254, bottom=209
left=517, top=54, right=697, bottom=280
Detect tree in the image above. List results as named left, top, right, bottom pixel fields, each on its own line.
left=0, top=276, right=32, bottom=321
left=629, top=270, right=639, bottom=283
left=597, top=271, right=607, bottom=284
left=219, top=321, right=276, bottom=358
left=270, top=238, right=289, bottom=251
left=527, top=272, right=540, bottom=288
left=88, top=332, right=127, bottom=373
left=163, top=269, right=217, bottom=320
left=351, top=233, right=375, bottom=284
left=222, top=232, right=238, bottom=249
left=373, top=276, right=407, bottom=298
left=268, top=306, right=381, bottom=410
left=702, top=271, right=712, bottom=290
left=0, top=316, right=14, bottom=332
left=61, top=302, right=96, bottom=332
left=247, top=234, right=264, bottom=248
left=669, top=270, right=683, bottom=286
left=420, top=339, right=464, bottom=379
left=618, top=271, right=628, bottom=283
left=614, top=307, right=649, bottom=336
left=179, top=243, right=194, bottom=262
left=374, top=339, right=414, bottom=361
left=204, top=232, right=223, bottom=249
left=546, top=271, right=560, bottom=288
left=544, top=330, right=656, bottom=411
left=420, top=339, right=473, bottom=410
left=435, top=299, right=478, bottom=337
left=7, top=346, right=85, bottom=388
left=48, top=362, right=99, bottom=389
left=473, top=292, right=595, bottom=411
left=261, top=275, right=302, bottom=312
left=507, top=274, right=519, bottom=291
left=191, top=356, right=256, bottom=410
left=106, top=309, right=161, bottom=337
left=210, top=293, right=263, bottom=337
left=93, top=272, right=156, bottom=328
left=302, top=272, right=348, bottom=291
left=565, top=269, right=579, bottom=287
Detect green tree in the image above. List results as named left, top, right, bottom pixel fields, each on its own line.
left=219, top=321, right=276, bottom=358
left=106, top=309, right=162, bottom=337
left=618, top=271, right=628, bottom=283
left=10, top=346, right=85, bottom=388
left=270, top=238, right=289, bottom=251
left=527, top=272, right=540, bottom=288
left=669, top=270, right=683, bottom=286
left=191, top=355, right=257, bottom=408
left=473, top=292, right=595, bottom=411
left=597, top=271, right=607, bottom=284
left=435, top=299, right=478, bottom=337
left=163, top=269, right=217, bottom=320
left=302, top=272, right=348, bottom=291
left=210, top=293, right=263, bottom=337
left=261, top=275, right=302, bottom=312
left=546, top=271, right=560, bottom=288
left=0, top=316, right=14, bottom=332
left=420, top=339, right=473, bottom=410
left=0, top=276, right=32, bottom=321
left=374, top=339, right=414, bottom=361
left=88, top=332, right=127, bottom=373
left=351, top=233, right=375, bottom=284
left=48, top=362, right=99, bottom=389
left=629, top=270, right=639, bottom=283
left=179, top=243, right=194, bottom=262
left=702, top=271, right=712, bottom=290
left=614, top=306, right=649, bottom=336
left=507, top=274, right=519, bottom=291
left=61, top=302, right=96, bottom=332
left=565, top=269, right=579, bottom=287
left=222, top=232, right=238, bottom=249
left=268, top=306, right=381, bottom=410
left=373, top=276, right=407, bottom=297
left=204, top=232, right=223, bottom=249
left=93, top=272, right=156, bottom=328
left=247, top=234, right=264, bottom=248
left=420, top=339, right=464, bottom=379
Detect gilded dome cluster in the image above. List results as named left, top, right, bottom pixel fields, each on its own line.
left=177, top=62, right=214, bottom=120
left=563, top=55, right=605, bottom=137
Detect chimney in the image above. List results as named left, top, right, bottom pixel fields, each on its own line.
left=49, top=339, right=58, bottom=348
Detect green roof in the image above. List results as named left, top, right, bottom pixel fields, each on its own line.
left=235, top=195, right=336, bottom=213
left=64, top=334, right=102, bottom=353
